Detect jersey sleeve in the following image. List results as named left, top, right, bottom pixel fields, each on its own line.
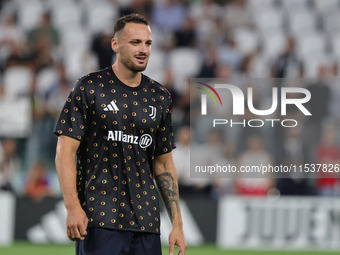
left=154, top=93, right=176, bottom=156
left=54, top=80, right=90, bottom=141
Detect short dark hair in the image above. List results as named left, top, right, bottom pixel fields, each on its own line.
left=113, top=13, right=150, bottom=37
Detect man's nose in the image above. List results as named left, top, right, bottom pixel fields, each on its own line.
left=139, top=43, right=149, bottom=54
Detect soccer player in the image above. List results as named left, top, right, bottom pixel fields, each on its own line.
left=54, top=14, right=187, bottom=255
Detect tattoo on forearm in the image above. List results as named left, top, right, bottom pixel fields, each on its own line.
left=155, top=172, right=180, bottom=222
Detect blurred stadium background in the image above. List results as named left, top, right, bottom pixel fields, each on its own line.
left=1, top=0, right=340, bottom=253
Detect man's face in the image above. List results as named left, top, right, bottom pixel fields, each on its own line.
left=113, top=23, right=152, bottom=73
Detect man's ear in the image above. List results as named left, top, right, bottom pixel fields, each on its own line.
left=111, top=37, right=119, bottom=53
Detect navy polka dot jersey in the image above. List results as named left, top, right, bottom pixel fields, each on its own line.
left=54, top=67, right=176, bottom=234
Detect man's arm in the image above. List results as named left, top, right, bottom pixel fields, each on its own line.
left=154, top=152, right=187, bottom=255
left=55, top=135, right=88, bottom=241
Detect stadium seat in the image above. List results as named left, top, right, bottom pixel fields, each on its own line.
left=313, top=0, right=339, bottom=14
left=46, top=0, right=74, bottom=7
left=36, top=67, right=58, bottom=97
left=85, top=1, right=118, bottom=34
left=261, top=31, right=286, bottom=60
left=3, top=66, right=34, bottom=98
left=148, top=27, right=172, bottom=50
left=233, top=28, right=259, bottom=55
left=302, top=54, right=331, bottom=78
left=51, top=3, right=83, bottom=31
left=115, top=0, right=135, bottom=7
left=253, top=8, right=284, bottom=35
left=142, top=49, right=166, bottom=84
left=296, top=32, right=327, bottom=59
left=330, top=34, right=340, bottom=57
left=249, top=54, right=271, bottom=77
left=169, top=48, right=201, bottom=94
left=323, top=12, right=340, bottom=34
left=16, top=0, right=45, bottom=31
left=64, top=49, right=98, bottom=80
left=247, top=0, right=277, bottom=12
left=287, top=10, right=317, bottom=37
left=280, top=0, right=311, bottom=13
left=60, top=27, right=90, bottom=54
left=14, top=0, right=43, bottom=7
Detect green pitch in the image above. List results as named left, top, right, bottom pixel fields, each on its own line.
left=0, top=243, right=338, bottom=255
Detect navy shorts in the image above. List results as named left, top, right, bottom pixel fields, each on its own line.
left=76, top=228, right=162, bottom=255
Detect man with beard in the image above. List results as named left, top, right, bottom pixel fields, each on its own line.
left=55, top=13, right=186, bottom=255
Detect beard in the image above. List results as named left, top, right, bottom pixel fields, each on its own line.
left=126, top=61, right=148, bottom=73
left=120, top=53, right=148, bottom=73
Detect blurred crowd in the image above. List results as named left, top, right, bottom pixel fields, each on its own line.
left=1, top=0, right=340, bottom=200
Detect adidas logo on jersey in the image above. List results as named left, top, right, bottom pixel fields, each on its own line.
left=103, top=100, right=119, bottom=112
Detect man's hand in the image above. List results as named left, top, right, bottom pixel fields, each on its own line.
left=66, top=205, right=88, bottom=241
left=154, top=153, right=187, bottom=255
left=169, top=225, right=187, bottom=255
